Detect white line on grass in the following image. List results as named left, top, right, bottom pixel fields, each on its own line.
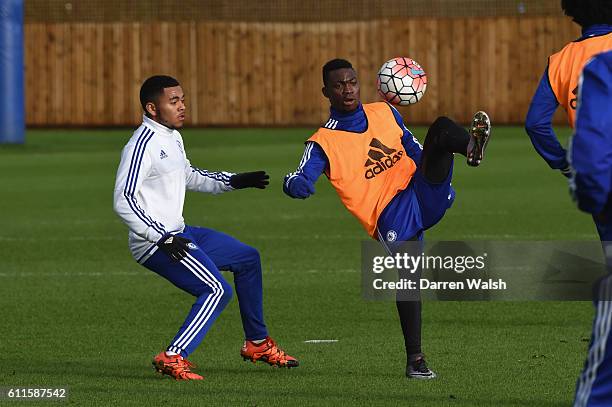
left=0, top=236, right=117, bottom=241
left=304, top=340, right=338, bottom=343
left=0, top=271, right=144, bottom=277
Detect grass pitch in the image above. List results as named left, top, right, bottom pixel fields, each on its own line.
left=0, top=126, right=597, bottom=406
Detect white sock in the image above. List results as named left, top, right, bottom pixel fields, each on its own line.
left=165, top=350, right=179, bottom=356
left=251, top=338, right=266, bottom=345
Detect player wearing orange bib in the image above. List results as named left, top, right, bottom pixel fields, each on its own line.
left=283, top=59, right=492, bottom=379
left=525, top=0, right=612, bottom=178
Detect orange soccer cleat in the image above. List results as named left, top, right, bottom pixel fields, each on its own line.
left=240, top=336, right=299, bottom=368
left=152, top=352, right=203, bottom=381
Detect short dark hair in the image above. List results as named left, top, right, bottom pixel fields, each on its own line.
left=322, top=59, right=353, bottom=87
left=139, top=75, right=180, bottom=113
left=561, top=0, right=612, bottom=28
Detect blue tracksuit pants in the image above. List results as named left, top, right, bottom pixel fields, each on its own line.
left=143, top=225, right=268, bottom=357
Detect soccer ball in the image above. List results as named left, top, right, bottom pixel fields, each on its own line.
left=377, top=57, right=427, bottom=106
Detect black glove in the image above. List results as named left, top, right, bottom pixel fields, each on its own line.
left=230, top=171, right=270, bottom=189
left=157, top=234, right=192, bottom=262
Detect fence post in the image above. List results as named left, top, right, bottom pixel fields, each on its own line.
left=0, top=0, right=25, bottom=144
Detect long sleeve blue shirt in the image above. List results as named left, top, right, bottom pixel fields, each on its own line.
left=525, top=24, right=612, bottom=170
left=570, top=50, right=612, bottom=215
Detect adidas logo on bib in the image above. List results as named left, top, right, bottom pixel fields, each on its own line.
left=364, top=138, right=404, bottom=179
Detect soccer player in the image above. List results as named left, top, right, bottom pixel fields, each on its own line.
left=113, top=75, right=298, bottom=381
left=282, top=59, right=491, bottom=379
left=525, top=0, right=611, bottom=180
left=570, top=50, right=612, bottom=407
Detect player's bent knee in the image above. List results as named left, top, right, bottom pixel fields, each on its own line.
left=241, top=245, right=261, bottom=265
left=429, top=116, right=454, bottom=132
left=219, top=281, right=234, bottom=304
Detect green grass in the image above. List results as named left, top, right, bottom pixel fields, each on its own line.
left=0, top=127, right=597, bottom=406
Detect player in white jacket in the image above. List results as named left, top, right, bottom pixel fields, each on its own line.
left=114, top=76, right=298, bottom=381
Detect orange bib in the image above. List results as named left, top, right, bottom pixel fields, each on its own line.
left=548, top=33, right=612, bottom=128
left=309, top=102, right=417, bottom=238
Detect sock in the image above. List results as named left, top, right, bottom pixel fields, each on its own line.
left=165, top=350, right=179, bottom=357
left=409, top=353, right=425, bottom=363
left=251, top=338, right=267, bottom=345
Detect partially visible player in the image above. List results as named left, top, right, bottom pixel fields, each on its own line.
left=525, top=0, right=611, bottom=179
left=113, top=75, right=298, bottom=381
left=283, top=59, right=491, bottom=379
left=570, top=49, right=612, bottom=407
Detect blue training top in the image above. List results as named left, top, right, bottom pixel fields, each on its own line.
left=570, top=50, right=612, bottom=216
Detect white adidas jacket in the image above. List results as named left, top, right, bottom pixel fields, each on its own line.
left=113, top=115, right=234, bottom=263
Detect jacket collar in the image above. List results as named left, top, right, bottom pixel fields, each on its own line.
left=142, top=114, right=176, bottom=137
left=581, top=24, right=612, bottom=39
left=327, top=103, right=367, bottom=133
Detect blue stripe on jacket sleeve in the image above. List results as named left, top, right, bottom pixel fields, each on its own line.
left=284, top=142, right=326, bottom=185
left=191, top=167, right=232, bottom=186
left=123, top=127, right=167, bottom=236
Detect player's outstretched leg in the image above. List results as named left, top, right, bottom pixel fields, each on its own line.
left=466, top=111, right=492, bottom=167
left=143, top=235, right=234, bottom=381
left=187, top=226, right=300, bottom=368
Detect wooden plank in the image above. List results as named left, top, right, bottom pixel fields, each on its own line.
left=112, top=23, right=125, bottom=125
left=248, top=22, right=265, bottom=125
left=483, top=18, right=496, bottom=121
left=120, top=23, right=134, bottom=125
left=212, top=21, right=229, bottom=125
left=436, top=18, right=452, bottom=118
left=92, top=24, right=104, bottom=125
left=47, top=24, right=60, bottom=124
left=261, top=22, right=274, bottom=125
left=61, top=23, right=72, bottom=125
left=291, top=22, right=305, bottom=124
left=466, top=18, right=480, bottom=125
left=187, top=21, right=198, bottom=125
left=316, top=21, right=328, bottom=123
left=24, top=24, right=40, bottom=125
left=225, top=22, right=239, bottom=125
left=72, top=23, right=84, bottom=125
left=357, top=20, right=376, bottom=105
left=423, top=18, right=439, bottom=124
left=303, top=22, right=320, bottom=123
left=450, top=18, right=467, bottom=123
left=196, top=21, right=211, bottom=124
left=497, top=18, right=512, bottom=123
left=238, top=21, right=250, bottom=126
left=175, top=21, right=191, bottom=124
left=281, top=23, right=294, bottom=125
left=271, top=22, right=283, bottom=124
left=80, top=23, right=93, bottom=124
left=131, top=22, right=143, bottom=123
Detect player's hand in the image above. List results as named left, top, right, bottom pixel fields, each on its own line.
left=157, top=234, right=191, bottom=262
left=285, top=176, right=315, bottom=199
left=230, top=171, right=270, bottom=189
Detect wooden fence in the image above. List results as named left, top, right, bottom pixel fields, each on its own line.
left=24, top=17, right=580, bottom=127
